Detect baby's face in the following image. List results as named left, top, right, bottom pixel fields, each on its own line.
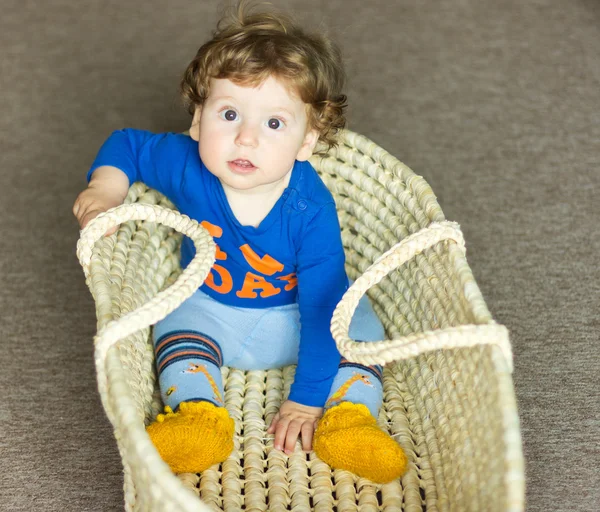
left=190, top=76, right=318, bottom=193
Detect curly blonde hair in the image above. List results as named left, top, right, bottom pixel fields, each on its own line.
left=180, top=0, right=347, bottom=152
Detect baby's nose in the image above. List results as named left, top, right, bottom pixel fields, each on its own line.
left=235, top=122, right=259, bottom=147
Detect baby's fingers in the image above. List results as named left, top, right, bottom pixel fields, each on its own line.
left=300, top=421, right=315, bottom=452
left=284, top=421, right=302, bottom=454
left=79, top=208, right=118, bottom=236
left=104, top=225, right=119, bottom=236
left=72, top=190, right=93, bottom=220
left=267, top=413, right=280, bottom=434
left=80, top=208, right=104, bottom=229
left=273, top=417, right=291, bottom=452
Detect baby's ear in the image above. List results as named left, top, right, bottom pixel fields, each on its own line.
left=296, top=128, right=320, bottom=161
left=189, top=107, right=202, bottom=141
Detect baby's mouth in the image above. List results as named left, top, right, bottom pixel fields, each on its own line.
left=228, top=159, right=257, bottom=172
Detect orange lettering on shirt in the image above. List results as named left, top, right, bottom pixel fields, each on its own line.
left=236, top=272, right=281, bottom=299
left=277, top=273, right=298, bottom=291
left=201, top=220, right=231, bottom=292
left=201, top=221, right=227, bottom=260
left=205, top=264, right=233, bottom=294
left=239, top=244, right=284, bottom=276
left=201, top=221, right=223, bottom=238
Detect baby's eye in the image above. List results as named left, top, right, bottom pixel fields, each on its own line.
left=267, top=118, right=284, bottom=130
left=220, top=109, right=238, bottom=121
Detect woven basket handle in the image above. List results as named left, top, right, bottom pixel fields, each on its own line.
left=76, top=204, right=216, bottom=376
left=330, top=221, right=513, bottom=371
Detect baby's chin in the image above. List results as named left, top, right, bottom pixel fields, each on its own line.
left=219, top=174, right=293, bottom=196
left=216, top=173, right=262, bottom=191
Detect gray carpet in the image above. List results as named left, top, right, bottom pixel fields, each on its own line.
left=1, top=0, right=598, bottom=510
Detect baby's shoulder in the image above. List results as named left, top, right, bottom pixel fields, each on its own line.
left=155, top=131, right=196, bottom=152
left=113, top=129, right=196, bottom=160
left=293, top=161, right=336, bottom=215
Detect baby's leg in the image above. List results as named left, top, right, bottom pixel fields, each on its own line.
left=313, top=292, right=408, bottom=483
left=154, top=330, right=225, bottom=409
left=323, top=358, right=384, bottom=416
left=325, top=289, right=386, bottom=414
left=146, top=289, right=235, bottom=474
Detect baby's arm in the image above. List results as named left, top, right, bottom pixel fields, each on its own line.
left=74, top=128, right=190, bottom=234
left=269, top=202, right=348, bottom=454
left=73, top=165, right=129, bottom=235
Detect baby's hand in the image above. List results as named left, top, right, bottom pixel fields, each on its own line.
left=73, top=167, right=129, bottom=236
left=267, top=400, right=323, bottom=454
left=73, top=186, right=123, bottom=236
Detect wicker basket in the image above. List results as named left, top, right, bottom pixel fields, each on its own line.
left=77, top=129, right=524, bottom=511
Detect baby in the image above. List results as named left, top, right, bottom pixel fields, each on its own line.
left=73, top=0, right=407, bottom=483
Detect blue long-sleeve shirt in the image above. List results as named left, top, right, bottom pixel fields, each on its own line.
left=88, top=129, right=348, bottom=406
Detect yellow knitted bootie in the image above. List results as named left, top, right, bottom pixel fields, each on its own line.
left=313, top=402, right=408, bottom=483
left=146, top=401, right=234, bottom=474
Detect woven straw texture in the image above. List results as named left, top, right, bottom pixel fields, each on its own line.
left=76, top=129, right=524, bottom=512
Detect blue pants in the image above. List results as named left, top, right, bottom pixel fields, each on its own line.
left=153, top=287, right=385, bottom=417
